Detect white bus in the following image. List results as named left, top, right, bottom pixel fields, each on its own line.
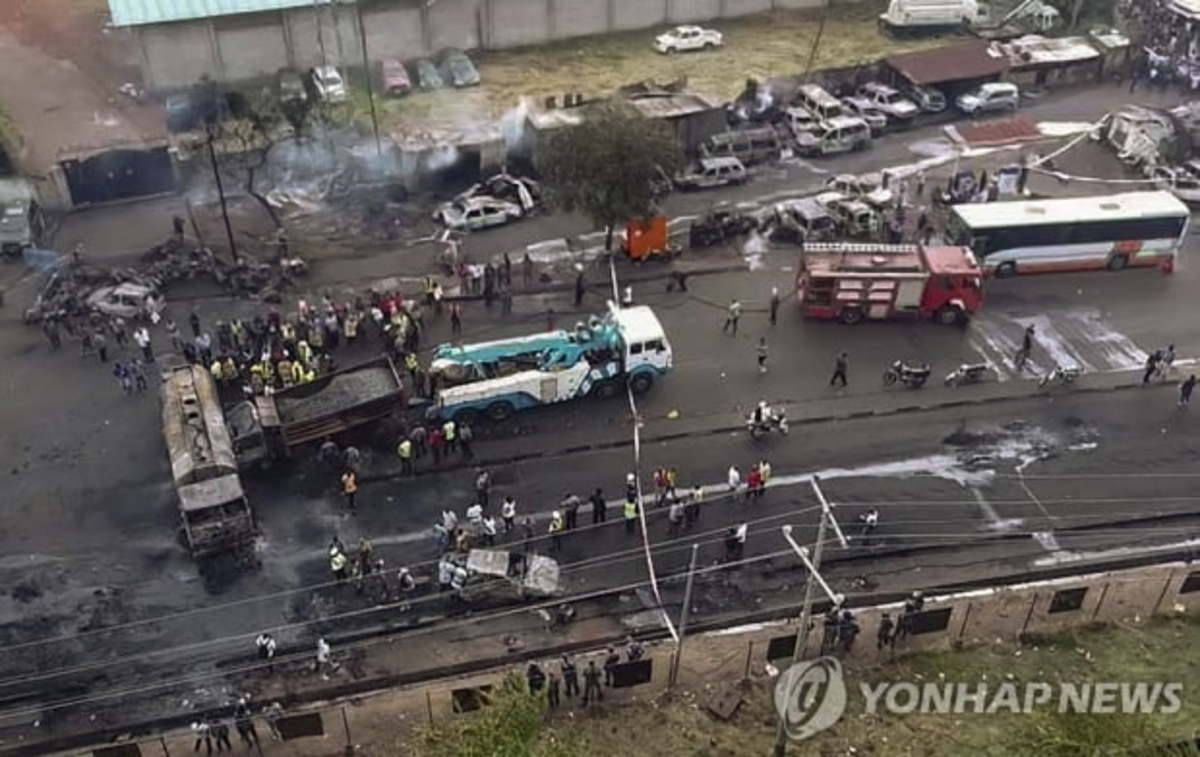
left=946, top=191, right=1190, bottom=277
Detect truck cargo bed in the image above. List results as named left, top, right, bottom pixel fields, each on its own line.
left=271, top=356, right=404, bottom=445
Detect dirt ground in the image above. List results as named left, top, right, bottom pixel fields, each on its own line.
left=350, top=615, right=1200, bottom=756
left=366, top=4, right=949, bottom=142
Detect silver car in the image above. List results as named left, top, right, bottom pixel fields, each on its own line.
left=956, top=82, right=1019, bottom=115
left=839, top=97, right=889, bottom=136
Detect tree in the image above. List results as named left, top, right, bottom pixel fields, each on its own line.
left=418, top=673, right=586, bottom=757
left=538, top=102, right=685, bottom=254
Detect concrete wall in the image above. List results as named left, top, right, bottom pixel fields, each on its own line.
left=137, top=0, right=838, bottom=92
left=214, top=14, right=289, bottom=80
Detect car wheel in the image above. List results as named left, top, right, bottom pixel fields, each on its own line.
left=935, top=305, right=964, bottom=326
left=629, top=372, right=654, bottom=395
left=486, top=401, right=515, bottom=422
left=839, top=307, right=863, bottom=325
left=1107, top=254, right=1128, bottom=271
left=995, top=262, right=1017, bottom=279
left=666, top=46, right=677, bottom=54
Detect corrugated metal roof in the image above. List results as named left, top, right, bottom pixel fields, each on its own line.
left=107, top=0, right=323, bottom=27
left=885, top=42, right=1010, bottom=86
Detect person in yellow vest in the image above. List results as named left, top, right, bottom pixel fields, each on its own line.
left=302, top=366, right=316, bottom=384
left=297, top=340, right=313, bottom=368
left=249, top=363, right=265, bottom=395
left=330, top=543, right=349, bottom=581
left=442, top=419, right=457, bottom=454
left=210, top=358, right=224, bottom=382
left=278, top=358, right=294, bottom=387
left=289, top=360, right=304, bottom=385
left=261, top=359, right=275, bottom=386
left=341, top=468, right=358, bottom=514
left=548, top=510, right=564, bottom=552
left=344, top=312, right=359, bottom=344
left=221, top=356, right=238, bottom=382
left=397, top=438, right=414, bottom=476
left=624, top=497, right=638, bottom=534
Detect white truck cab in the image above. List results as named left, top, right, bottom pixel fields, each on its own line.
left=613, top=306, right=673, bottom=391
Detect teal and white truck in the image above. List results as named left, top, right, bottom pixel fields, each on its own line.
left=430, top=305, right=673, bottom=423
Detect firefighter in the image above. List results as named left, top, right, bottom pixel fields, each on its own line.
left=330, top=543, right=349, bottom=583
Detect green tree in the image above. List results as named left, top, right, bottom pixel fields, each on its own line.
left=538, top=102, right=685, bottom=253
left=418, top=674, right=586, bottom=757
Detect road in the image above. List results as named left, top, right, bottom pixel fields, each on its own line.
left=1, top=80, right=1200, bottom=749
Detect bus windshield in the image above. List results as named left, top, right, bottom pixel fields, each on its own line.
left=947, top=191, right=1189, bottom=275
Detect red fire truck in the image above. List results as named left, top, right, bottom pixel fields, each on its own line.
left=795, top=243, right=983, bottom=325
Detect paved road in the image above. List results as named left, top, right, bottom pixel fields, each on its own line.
left=3, top=81, right=1200, bottom=745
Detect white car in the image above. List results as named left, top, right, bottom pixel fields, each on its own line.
left=956, top=82, right=1019, bottom=115
left=654, top=25, right=722, bottom=54
left=435, top=197, right=523, bottom=231
left=86, top=283, right=165, bottom=320
left=857, top=83, right=920, bottom=124
left=310, top=65, right=347, bottom=102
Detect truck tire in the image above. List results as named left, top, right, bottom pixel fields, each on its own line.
left=995, top=262, right=1017, bottom=278
left=839, top=307, right=864, bottom=325
left=591, top=379, right=620, bottom=399
left=629, top=372, right=654, bottom=395
left=1107, top=254, right=1128, bottom=271
left=935, top=305, right=964, bottom=326
left=486, top=401, right=515, bottom=422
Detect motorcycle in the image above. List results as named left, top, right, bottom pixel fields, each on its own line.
left=1038, top=364, right=1081, bottom=388
left=944, top=362, right=993, bottom=387
left=883, top=360, right=931, bottom=389
left=746, top=405, right=789, bottom=439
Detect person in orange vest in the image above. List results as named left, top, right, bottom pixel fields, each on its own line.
left=340, top=469, right=358, bottom=514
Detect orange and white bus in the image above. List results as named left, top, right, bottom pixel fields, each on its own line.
left=946, top=191, right=1190, bottom=277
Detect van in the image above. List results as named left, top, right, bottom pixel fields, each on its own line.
left=795, top=84, right=844, bottom=122
left=795, top=116, right=872, bottom=157
left=783, top=106, right=820, bottom=138
left=702, top=127, right=783, bottom=165
left=675, top=157, right=748, bottom=190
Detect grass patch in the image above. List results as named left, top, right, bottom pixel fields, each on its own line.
left=349, top=4, right=953, bottom=137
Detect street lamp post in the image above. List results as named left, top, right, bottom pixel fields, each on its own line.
left=772, top=476, right=847, bottom=757
left=205, top=123, right=239, bottom=264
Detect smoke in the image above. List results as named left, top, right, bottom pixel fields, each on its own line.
left=499, top=98, right=531, bottom=151
left=422, top=144, right=461, bottom=172
left=22, top=248, right=63, bottom=273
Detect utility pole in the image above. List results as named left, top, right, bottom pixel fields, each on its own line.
left=205, top=124, right=239, bottom=264
left=801, top=0, right=831, bottom=82
left=355, top=0, right=382, bottom=156
left=669, top=543, right=699, bottom=688
left=772, top=476, right=847, bottom=757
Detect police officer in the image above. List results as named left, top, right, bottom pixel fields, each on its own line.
left=560, top=653, right=579, bottom=699
left=624, top=497, right=638, bottom=534
left=397, top=438, right=414, bottom=476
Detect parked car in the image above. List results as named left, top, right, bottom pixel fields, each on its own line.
left=86, top=283, right=165, bottom=320
left=782, top=106, right=820, bottom=138
left=674, top=157, right=747, bottom=190
left=434, top=196, right=523, bottom=231
left=310, top=65, right=347, bottom=102
left=956, top=82, right=1019, bottom=115
left=380, top=58, right=412, bottom=97
left=701, top=127, right=783, bottom=165
left=654, top=25, right=723, bottom=54
left=440, top=49, right=480, bottom=87
left=795, top=116, right=872, bottom=156
left=825, top=173, right=894, bottom=207
left=278, top=68, right=307, bottom=104
left=415, top=59, right=444, bottom=90
left=1150, top=161, right=1200, bottom=202
left=795, top=84, right=843, bottom=122
left=838, top=97, right=889, bottom=136
left=857, top=83, right=920, bottom=124
left=904, top=84, right=947, bottom=113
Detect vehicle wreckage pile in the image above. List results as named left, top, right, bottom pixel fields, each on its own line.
left=22, top=237, right=303, bottom=325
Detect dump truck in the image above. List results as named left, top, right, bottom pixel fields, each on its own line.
left=161, top=364, right=256, bottom=558
left=227, top=355, right=408, bottom=467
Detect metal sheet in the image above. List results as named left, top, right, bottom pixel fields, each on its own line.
left=109, top=0, right=315, bottom=27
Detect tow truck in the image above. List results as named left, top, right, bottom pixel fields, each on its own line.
left=795, top=243, right=983, bottom=325
left=430, top=305, right=672, bottom=423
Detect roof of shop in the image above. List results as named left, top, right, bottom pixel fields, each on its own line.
left=884, top=41, right=1010, bottom=86
left=1001, top=35, right=1101, bottom=66
left=625, top=92, right=722, bottom=119
left=107, top=0, right=317, bottom=27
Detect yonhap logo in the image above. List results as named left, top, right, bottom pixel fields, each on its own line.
left=773, top=657, right=848, bottom=741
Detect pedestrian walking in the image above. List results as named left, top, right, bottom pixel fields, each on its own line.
left=589, top=487, right=607, bottom=524
left=314, top=637, right=338, bottom=679
left=574, top=270, right=586, bottom=307
left=722, top=299, right=742, bottom=335
left=501, top=495, right=517, bottom=533
left=857, top=508, right=879, bottom=546
left=340, top=469, right=358, bottom=513
left=466, top=502, right=484, bottom=527
left=397, top=437, right=414, bottom=475
left=94, top=331, right=109, bottom=362
left=623, top=495, right=638, bottom=534
left=549, top=510, right=564, bottom=551
left=769, top=287, right=781, bottom=325
left=526, top=662, right=546, bottom=693
left=450, top=303, right=463, bottom=336
left=583, top=660, right=603, bottom=704
left=684, top=484, right=702, bottom=527
left=1016, top=325, right=1035, bottom=370
left=459, top=421, right=475, bottom=460
left=1159, top=344, right=1176, bottom=379
left=189, top=310, right=202, bottom=338
left=1181, top=375, right=1197, bottom=407
left=745, top=464, right=762, bottom=501
left=603, top=647, right=620, bottom=686
left=838, top=610, right=860, bottom=653
left=1143, top=351, right=1161, bottom=385
left=192, top=721, right=214, bottom=754
left=561, top=653, right=580, bottom=698
left=211, top=721, right=233, bottom=752
left=547, top=673, right=561, bottom=708
left=727, top=465, right=741, bottom=492
left=133, top=326, right=153, bottom=361
left=255, top=632, right=277, bottom=673
left=234, top=711, right=258, bottom=749
left=522, top=253, right=534, bottom=288
left=562, top=493, right=581, bottom=530
left=429, top=426, right=444, bottom=465
left=474, top=468, right=491, bottom=507
left=757, top=336, right=769, bottom=374
left=329, top=542, right=348, bottom=582
left=668, top=499, right=684, bottom=534
left=830, top=351, right=848, bottom=387
left=482, top=516, right=497, bottom=545
left=442, top=419, right=457, bottom=454
left=877, top=612, right=895, bottom=651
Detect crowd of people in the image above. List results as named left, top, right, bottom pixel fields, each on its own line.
left=1124, top=0, right=1200, bottom=91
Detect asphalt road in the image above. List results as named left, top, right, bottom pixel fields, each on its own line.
left=3, top=80, right=1200, bottom=747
